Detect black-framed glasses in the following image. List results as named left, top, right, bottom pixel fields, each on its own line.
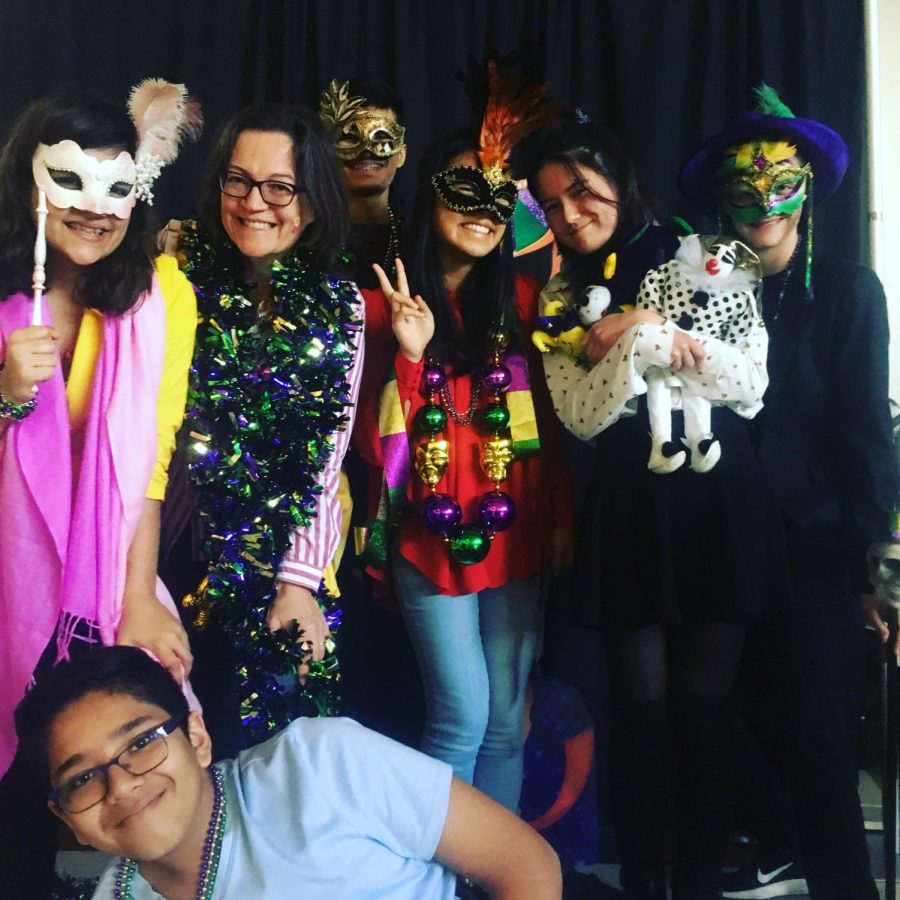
left=220, top=171, right=301, bottom=207
left=49, top=713, right=188, bottom=813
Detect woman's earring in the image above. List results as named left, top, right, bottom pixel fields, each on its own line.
left=291, top=218, right=302, bottom=235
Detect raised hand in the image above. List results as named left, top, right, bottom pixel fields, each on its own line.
left=117, top=592, right=194, bottom=683
left=0, top=325, right=59, bottom=403
left=373, top=258, right=434, bottom=363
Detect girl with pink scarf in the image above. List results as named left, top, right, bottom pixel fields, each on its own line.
left=0, top=93, right=198, bottom=896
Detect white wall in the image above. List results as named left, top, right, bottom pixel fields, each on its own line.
left=871, top=0, right=900, bottom=400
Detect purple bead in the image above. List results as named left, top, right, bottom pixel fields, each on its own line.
left=482, top=363, right=512, bottom=393
left=478, top=490, right=517, bottom=532
left=422, top=364, right=446, bottom=392
left=421, top=493, right=462, bottom=534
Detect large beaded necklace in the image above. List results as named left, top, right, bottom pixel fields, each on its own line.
left=413, top=335, right=518, bottom=565
left=113, top=767, right=226, bottom=900
left=178, top=220, right=359, bottom=741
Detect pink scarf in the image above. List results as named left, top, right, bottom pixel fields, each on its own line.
left=0, top=282, right=166, bottom=774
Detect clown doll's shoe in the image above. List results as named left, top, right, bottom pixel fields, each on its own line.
left=648, top=437, right=686, bottom=474
left=684, top=435, right=721, bottom=473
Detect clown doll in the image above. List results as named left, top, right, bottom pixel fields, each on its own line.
left=636, top=233, right=764, bottom=473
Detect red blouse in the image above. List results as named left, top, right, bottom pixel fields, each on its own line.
left=354, top=274, right=573, bottom=596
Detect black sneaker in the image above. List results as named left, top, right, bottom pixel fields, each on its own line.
left=720, top=860, right=808, bottom=898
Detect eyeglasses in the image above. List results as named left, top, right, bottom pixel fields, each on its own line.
left=220, top=171, right=301, bottom=207
left=49, top=713, right=187, bottom=813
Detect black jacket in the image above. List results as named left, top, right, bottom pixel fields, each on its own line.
left=754, top=256, right=897, bottom=590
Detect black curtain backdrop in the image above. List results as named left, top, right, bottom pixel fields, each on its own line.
left=0, top=0, right=869, bottom=261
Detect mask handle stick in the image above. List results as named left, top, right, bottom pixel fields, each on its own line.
left=31, top=188, right=47, bottom=327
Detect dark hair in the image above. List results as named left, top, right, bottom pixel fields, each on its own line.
left=347, top=76, right=404, bottom=120
left=525, top=120, right=656, bottom=283
left=15, top=646, right=189, bottom=791
left=0, top=93, right=156, bottom=313
left=199, top=102, right=348, bottom=270
left=407, top=130, right=517, bottom=372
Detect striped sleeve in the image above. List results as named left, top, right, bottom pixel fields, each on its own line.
left=277, top=291, right=365, bottom=590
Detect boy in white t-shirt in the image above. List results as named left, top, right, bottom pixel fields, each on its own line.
left=15, top=646, right=560, bottom=900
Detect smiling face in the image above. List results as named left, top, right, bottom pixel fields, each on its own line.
left=35, top=146, right=134, bottom=269
left=731, top=206, right=802, bottom=260
left=220, top=129, right=304, bottom=265
left=338, top=106, right=407, bottom=198
left=533, top=160, right=619, bottom=255
left=45, top=691, right=212, bottom=862
left=432, top=151, right=507, bottom=268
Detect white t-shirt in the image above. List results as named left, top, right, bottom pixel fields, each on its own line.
left=93, top=717, right=456, bottom=899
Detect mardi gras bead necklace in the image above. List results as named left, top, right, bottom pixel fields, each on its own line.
left=764, top=233, right=801, bottom=325
left=179, top=220, right=359, bottom=741
left=113, top=767, right=226, bottom=900
left=383, top=206, right=400, bottom=276
left=414, top=336, right=519, bottom=565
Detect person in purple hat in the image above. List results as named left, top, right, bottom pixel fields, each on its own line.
left=526, top=118, right=789, bottom=900
left=681, top=84, right=897, bottom=900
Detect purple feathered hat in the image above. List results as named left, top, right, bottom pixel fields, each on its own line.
left=679, top=84, right=849, bottom=216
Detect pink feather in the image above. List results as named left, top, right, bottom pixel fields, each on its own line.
left=128, top=78, right=203, bottom=164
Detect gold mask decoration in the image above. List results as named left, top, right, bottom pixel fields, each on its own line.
left=716, top=140, right=811, bottom=221
left=318, top=80, right=405, bottom=161
left=416, top=440, right=450, bottom=486
left=335, top=111, right=406, bottom=161
left=481, top=438, right=514, bottom=484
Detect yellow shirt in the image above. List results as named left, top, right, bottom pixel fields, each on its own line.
left=64, top=255, right=197, bottom=500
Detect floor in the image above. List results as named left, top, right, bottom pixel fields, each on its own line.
left=564, top=770, right=897, bottom=898
left=55, top=791, right=900, bottom=900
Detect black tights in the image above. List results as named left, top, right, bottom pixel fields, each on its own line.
left=606, top=622, right=746, bottom=900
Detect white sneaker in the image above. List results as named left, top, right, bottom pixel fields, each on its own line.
left=720, top=860, right=809, bottom=898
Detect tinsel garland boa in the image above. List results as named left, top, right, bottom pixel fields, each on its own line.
left=179, top=220, right=361, bottom=743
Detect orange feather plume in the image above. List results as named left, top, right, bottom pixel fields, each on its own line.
left=478, top=60, right=561, bottom=183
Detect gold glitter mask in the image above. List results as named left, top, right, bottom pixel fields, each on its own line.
left=717, top=141, right=811, bottom=221
left=335, top=112, right=406, bottom=161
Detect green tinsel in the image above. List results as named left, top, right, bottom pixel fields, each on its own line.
left=180, top=220, right=361, bottom=743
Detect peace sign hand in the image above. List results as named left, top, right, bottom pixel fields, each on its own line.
left=373, top=258, right=434, bottom=363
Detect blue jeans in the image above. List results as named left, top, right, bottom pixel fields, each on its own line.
left=392, top=555, right=541, bottom=811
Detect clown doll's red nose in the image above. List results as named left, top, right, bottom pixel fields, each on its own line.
left=705, top=259, right=720, bottom=275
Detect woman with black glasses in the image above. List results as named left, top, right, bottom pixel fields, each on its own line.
left=169, top=103, right=363, bottom=746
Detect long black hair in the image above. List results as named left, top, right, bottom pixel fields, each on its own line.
left=407, top=130, right=518, bottom=373
left=525, top=120, right=657, bottom=285
left=199, top=102, right=348, bottom=272
left=0, top=93, right=156, bottom=313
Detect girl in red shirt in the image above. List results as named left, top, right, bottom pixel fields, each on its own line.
left=355, top=131, right=571, bottom=811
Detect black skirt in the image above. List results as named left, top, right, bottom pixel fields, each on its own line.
left=573, top=398, right=790, bottom=628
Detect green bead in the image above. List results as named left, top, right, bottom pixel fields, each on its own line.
left=415, top=403, right=447, bottom=436
left=481, top=401, right=510, bottom=434
left=448, top=525, right=491, bottom=565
